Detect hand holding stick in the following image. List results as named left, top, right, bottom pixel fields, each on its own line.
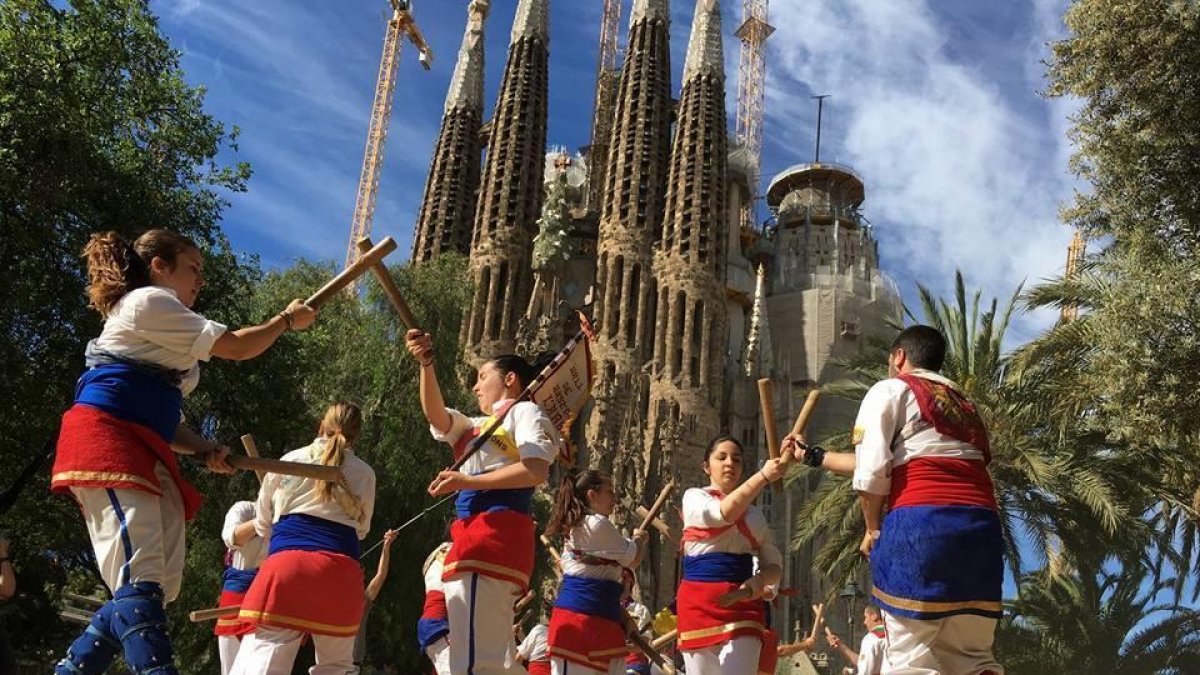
left=637, top=481, right=675, bottom=533
left=809, top=602, right=826, bottom=642
left=539, top=534, right=563, bottom=578
left=226, top=455, right=342, bottom=482
left=240, top=434, right=265, bottom=483
left=304, top=236, right=398, bottom=308
left=635, top=506, right=677, bottom=543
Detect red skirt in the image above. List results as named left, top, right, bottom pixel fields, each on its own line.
left=526, top=660, right=552, bottom=675
left=443, top=510, right=535, bottom=590
left=758, top=628, right=779, bottom=674
left=238, top=550, right=364, bottom=637
left=677, top=579, right=767, bottom=651
left=52, top=405, right=202, bottom=519
left=548, top=607, right=628, bottom=671
left=213, top=589, right=254, bottom=638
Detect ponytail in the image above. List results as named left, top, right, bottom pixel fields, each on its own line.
left=316, top=402, right=364, bottom=518
left=546, top=468, right=610, bottom=538
left=82, top=229, right=199, bottom=317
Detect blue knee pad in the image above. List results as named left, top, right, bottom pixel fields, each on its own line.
left=56, top=600, right=120, bottom=674
left=110, top=582, right=178, bottom=675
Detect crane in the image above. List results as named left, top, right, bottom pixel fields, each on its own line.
left=344, top=0, right=433, bottom=282
left=587, top=0, right=624, bottom=211
left=734, top=0, right=774, bottom=231
left=1061, top=230, right=1087, bottom=321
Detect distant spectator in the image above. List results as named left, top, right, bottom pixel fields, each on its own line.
left=825, top=605, right=886, bottom=675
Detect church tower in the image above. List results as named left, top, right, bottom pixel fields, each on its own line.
left=461, top=0, right=550, bottom=363
left=642, top=0, right=729, bottom=604
left=411, top=0, right=488, bottom=263
left=585, top=0, right=673, bottom=486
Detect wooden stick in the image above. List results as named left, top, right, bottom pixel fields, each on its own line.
left=808, top=602, right=826, bottom=641
left=637, top=481, right=674, bottom=532
left=513, top=590, right=535, bottom=614
left=355, top=237, right=420, bottom=329
left=227, top=455, right=342, bottom=482
left=304, top=236, right=398, bottom=308
left=539, top=534, right=563, bottom=578
left=758, top=378, right=781, bottom=459
left=240, top=434, right=265, bottom=483
left=791, top=389, right=822, bottom=436
left=651, top=629, right=678, bottom=650
left=717, top=587, right=754, bottom=607
left=63, top=592, right=105, bottom=609
left=625, top=613, right=676, bottom=674
left=59, top=609, right=94, bottom=626
left=190, top=606, right=240, bottom=622
left=635, top=506, right=677, bottom=543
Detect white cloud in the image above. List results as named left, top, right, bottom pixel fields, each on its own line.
left=763, top=0, right=1077, bottom=344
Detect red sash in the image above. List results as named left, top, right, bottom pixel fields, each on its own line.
left=443, top=510, right=535, bottom=590
left=890, top=457, right=996, bottom=510
left=758, top=628, right=779, bottom=674
left=896, top=374, right=990, bottom=461
left=680, top=489, right=760, bottom=550
left=421, top=590, right=447, bottom=621
left=526, top=660, right=552, bottom=675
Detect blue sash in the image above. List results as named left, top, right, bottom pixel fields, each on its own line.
left=455, top=487, right=534, bottom=519
left=221, top=567, right=258, bottom=593
left=269, top=514, right=360, bottom=559
left=417, top=617, right=450, bottom=650
left=75, top=364, right=182, bottom=442
left=554, top=576, right=625, bottom=623
left=681, top=552, right=754, bottom=583
left=871, top=505, right=1003, bottom=620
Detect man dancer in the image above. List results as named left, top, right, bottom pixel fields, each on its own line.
left=789, top=325, right=1003, bottom=674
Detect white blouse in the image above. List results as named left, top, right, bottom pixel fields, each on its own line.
left=221, top=500, right=267, bottom=570
left=681, top=487, right=782, bottom=569
left=560, top=513, right=638, bottom=582
left=255, top=438, right=376, bottom=540
left=91, top=286, right=226, bottom=395
left=431, top=399, right=561, bottom=474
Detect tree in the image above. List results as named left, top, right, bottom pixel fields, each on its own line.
left=997, top=564, right=1200, bottom=674
left=789, top=272, right=1155, bottom=587
left=0, top=0, right=251, bottom=660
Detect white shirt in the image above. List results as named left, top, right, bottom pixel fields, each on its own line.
left=851, top=370, right=986, bottom=496
left=857, top=627, right=886, bottom=675
left=431, top=399, right=562, bottom=474
left=516, top=623, right=549, bottom=662
left=626, top=601, right=651, bottom=633
left=424, top=542, right=451, bottom=594
left=561, top=513, right=637, bottom=582
left=681, top=487, right=782, bottom=569
left=255, top=439, right=377, bottom=540
left=91, top=286, right=227, bottom=395
left=222, top=500, right=266, bottom=570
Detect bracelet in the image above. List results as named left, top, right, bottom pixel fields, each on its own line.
left=802, top=444, right=826, bottom=468
left=278, top=309, right=294, bottom=330
left=759, top=469, right=772, bottom=484
left=419, top=358, right=434, bottom=368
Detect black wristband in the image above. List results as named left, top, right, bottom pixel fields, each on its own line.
left=803, top=444, right=826, bottom=468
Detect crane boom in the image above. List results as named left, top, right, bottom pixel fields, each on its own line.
left=587, top=0, right=623, bottom=211
left=344, top=3, right=433, bottom=278
left=734, top=0, right=774, bottom=230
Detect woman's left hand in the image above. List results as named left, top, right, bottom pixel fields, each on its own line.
left=203, top=445, right=235, bottom=474
left=428, top=470, right=472, bottom=496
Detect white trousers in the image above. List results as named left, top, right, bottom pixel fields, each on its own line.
left=229, top=626, right=356, bottom=675
left=427, top=636, right=451, bottom=675
left=883, top=612, right=1003, bottom=675
left=219, top=635, right=242, bottom=675
left=444, top=572, right=522, bottom=674
left=71, top=462, right=186, bottom=601
left=681, top=635, right=760, bottom=675
left=550, top=656, right=624, bottom=674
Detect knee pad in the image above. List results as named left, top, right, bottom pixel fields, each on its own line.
left=55, top=600, right=120, bottom=675
left=110, top=582, right=178, bottom=675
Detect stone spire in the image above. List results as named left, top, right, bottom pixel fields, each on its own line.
left=585, top=0, right=673, bottom=489
left=411, top=0, right=488, bottom=263
left=639, top=0, right=730, bottom=608
left=461, top=0, right=551, bottom=363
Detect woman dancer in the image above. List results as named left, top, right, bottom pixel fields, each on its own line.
left=54, top=230, right=314, bottom=675
left=677, top=437, right=788, bottom=674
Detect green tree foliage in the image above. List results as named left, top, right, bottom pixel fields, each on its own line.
left=997, top=564, right=1200, bottom=674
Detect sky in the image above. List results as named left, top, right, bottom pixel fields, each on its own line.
left=155, top=0, right=1077, bottom=344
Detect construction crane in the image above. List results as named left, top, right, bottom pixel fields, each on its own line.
left=1061, top=230, right=1087, bottom=321
left=734, top=0, right=774, bottom=231
left=587, top=0, right=624, bottom=211
left=344, top=0, right=433, bottom=281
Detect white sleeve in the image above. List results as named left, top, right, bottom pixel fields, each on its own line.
left=516, top=628, right=537, bottom=659
left=357, top=467, right=376, bottom=540
left=221, top=502, right=254, bottom=548
left=254, top=473, right=279, bottom=539
left=510, top=402, right=561, bottom=464
left=682, top=488, right=728, bottom=528
left=859, top=634, right=884, bottom=675
left=430, top=408, right=474, bottom=446
left=130, top=289, right=227, bottom=361
left=852, top=381, right=905, bottom=495
left=582, top=515, right=638, bottom=566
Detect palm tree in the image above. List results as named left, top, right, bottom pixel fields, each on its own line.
left=997, top=563, right=1200, bottom=674
left=788, top=271, right=1155, bottom=587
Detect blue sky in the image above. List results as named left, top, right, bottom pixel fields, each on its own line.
left=156, top=0, right=1076, bottom=343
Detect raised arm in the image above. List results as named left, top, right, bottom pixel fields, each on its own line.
left=365, top=530, right=398, bottom=602
left=405, top=329, right=452, bottom=434
left=211, top=299, right=316, bottom=361
left=719, top=453, right=791, bottom=523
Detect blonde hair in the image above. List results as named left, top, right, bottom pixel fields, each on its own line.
left=316, top=402, right=365, bottom=519
left=82, top=229, right=199, bottom=317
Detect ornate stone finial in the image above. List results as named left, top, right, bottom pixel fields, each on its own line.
left=631, top=0, right=670, bottom=25
left=512, top=0, right=550, bottom=43
left=682, top=0, right=723, bottom=82
left=743, top=263, right=772, bottom=377
left=445, top=0, right=489, bottom=113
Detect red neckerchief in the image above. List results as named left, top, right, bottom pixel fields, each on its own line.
left=896, top=373, right=991, bottom=462
left=680, top=488, right=760, bottom=550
